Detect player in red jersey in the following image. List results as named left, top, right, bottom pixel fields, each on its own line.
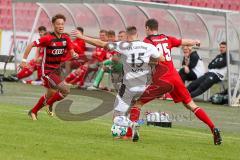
left=20, top=14, right=77, bottom=120
left=17, top=26, right=47, bottom=81
left=65, top=29, right=108, bottom=87
left=127, top=19, right=222, bottom=145
left=64, top=27, right=86, bottom=74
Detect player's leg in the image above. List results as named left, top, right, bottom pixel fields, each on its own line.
left=29, top=88, right=56, bottom=120
left=139, top=80, right=173, bottom=105
left=183, top=100, right=222, bottom=145
left=65, top=61, right=72, bottom=76
left=36, top=65, right=42, bottom=81
left=17, top=66, right=34, bottom=80
left=169, top=73, right=222, bottom=145
left=45, top=81, right=70, bottom=114
left=69, top=64, right=89, bottom=86
left=92, top=67, right=106, bottom=88
left=188, top=72, right=221, bottom=98
left=113, top=84, right=140, bottom=141
left=41, top=72, right=70, bottom=115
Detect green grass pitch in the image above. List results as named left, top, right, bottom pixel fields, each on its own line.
left=0, top=82, right=240, bottom=160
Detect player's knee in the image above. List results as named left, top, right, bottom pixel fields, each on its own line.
left=113, top=110, right=126, bottom=118
left=183, top=100, right=197, bottom=111
left=61, top=87, right=70, bottom=96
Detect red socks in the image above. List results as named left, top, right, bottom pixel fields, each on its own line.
left=126, top=106, right=141, bottom=137
left=194, top=107, right=215, bottom=133
left=36, top=66, right=42, bottom=80
left=65, top=65, right=88, bottom=86
left=32, top=95, right=46, bottom=114
left=17, top=67, right=34, bottom=80
left=46, top=92, right=65, bottom=106
left=65, top=72, right=76, bottom=83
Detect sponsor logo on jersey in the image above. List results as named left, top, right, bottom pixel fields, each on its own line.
left=52, top=49, right=64, bottom=55
left=132, top=68, right=144, bottom=72
left=36, top=39, right=40, bottom=45
left=62, top=41, right=66, bottom=46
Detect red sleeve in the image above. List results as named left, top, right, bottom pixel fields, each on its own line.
left=65, top=36, right=74, bottom=51
left=33, top=35, right=50, bottom=47
left=168, top=36, right=182, bottom=47
left=73, top=39, right=86, bottom=55
left=143, top=37, right=152, bottom=44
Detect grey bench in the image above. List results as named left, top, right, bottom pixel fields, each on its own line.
left=0, top=55, right=14, bottom=94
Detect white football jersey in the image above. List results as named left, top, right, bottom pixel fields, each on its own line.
left=108, top=40, right=161, bottom=87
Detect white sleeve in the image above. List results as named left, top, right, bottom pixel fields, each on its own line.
left=149, top=45, right=161, bottom=58
left=106, top=41, right=121, bottom=52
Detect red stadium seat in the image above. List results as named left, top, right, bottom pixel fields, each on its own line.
left=222, top=1, right=230, bottom=10
left=176, top=0, right=191, bottom=5
left=214, top=0, right=223, bottom=9
left=198, top=0, right=207, bottom=7
left=206, top=0, right=215, bottom=8
left=190, top=0, right=199, bottom=7
left=229, top=0, right=240, bottom=11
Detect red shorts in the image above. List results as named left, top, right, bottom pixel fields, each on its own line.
left=71, top=60, right=83, bottom=69
left=160, top=70, right=192, bottom=104
left=42, top=73, right=62, bottom=89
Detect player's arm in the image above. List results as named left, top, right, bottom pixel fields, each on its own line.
left=35, top=47, right=40, bottom=60
left=69, top=49, right=79, bottom=59
left=21, top=35, right=50, bottom=68
left=149, top=45, right=162, bottom=65
left=65, top=36, right=79, bottom=60
left=72, top=30, right=107, bottom=48
left=20, top=43, right=35, bottom=68
left=181, top=39, right=200, bottom=47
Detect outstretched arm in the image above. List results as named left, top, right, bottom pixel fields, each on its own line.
left=182, top=39, right=200, bottom=46
left=20, top=42, right=35, bottom=68
left=72, top=30, right=108, bottom=48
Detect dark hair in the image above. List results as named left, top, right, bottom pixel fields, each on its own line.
left=52, top=14, right=66, bottom=23
left=145, top=18, right=158, bottom=31
left=38, top=26, right=47, bottom=32
left=118, top=30, right=126, bottom=34
left=126, top=26, right=137, bottom=35
left=108, top=30, right=115, bottom=36
left=220, top=41, right=227, bottom=46
left=100, top=29, right=108, bottom=34
left=77, top=27, right=84, bottom=33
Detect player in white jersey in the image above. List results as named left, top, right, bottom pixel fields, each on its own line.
left=72, top=26, right=164, bottom=142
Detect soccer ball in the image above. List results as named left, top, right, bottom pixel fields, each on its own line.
left=111, top=124, right=128, bottom=137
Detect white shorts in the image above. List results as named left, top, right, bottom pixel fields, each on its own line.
left=114, top=83, right=147, bottom=113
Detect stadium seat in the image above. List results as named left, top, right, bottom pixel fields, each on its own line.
left=214, top=0, right=223, bottom=9
left=198, top=1, right=207, bottom=7
left=176, top=0, right=191, bottom=5
left=222, top=1, right=230, bottom=10
left=190, top=0, right=199, bottom=7
left=229, top=0, right=240, bottom=10
left=206, top=0, right=215, bottom=8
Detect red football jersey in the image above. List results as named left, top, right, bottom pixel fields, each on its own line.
left=33, top=32, right=73, bottom=75
left=92, top=47, right=107, bottom=62
left=62, top=38, right=86, bottom=62
left=37, top=47, right=44, bottom=58
left=143, top=34, right=182, bottom=73
left=72, top=38, right=86, bottom=55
